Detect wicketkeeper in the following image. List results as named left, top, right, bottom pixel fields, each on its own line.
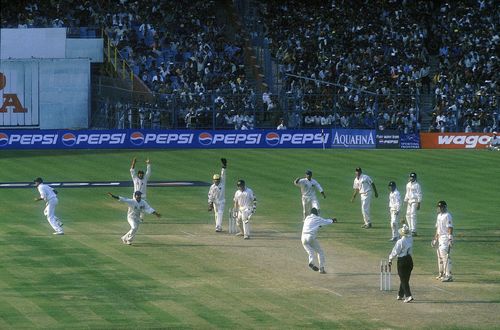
left=208, top=158, right=227, bottom=232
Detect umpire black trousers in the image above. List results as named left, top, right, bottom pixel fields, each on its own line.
left=397, top=255, right=413, bottom=297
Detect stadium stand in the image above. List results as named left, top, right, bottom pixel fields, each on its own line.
left=1, top=0, right=497, bottom=131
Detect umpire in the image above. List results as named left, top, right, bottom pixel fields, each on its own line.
left=388, top=225, right=414, bottom=303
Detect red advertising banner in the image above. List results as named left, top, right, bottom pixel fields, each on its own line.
left=420, top=132, right=494, bottom=149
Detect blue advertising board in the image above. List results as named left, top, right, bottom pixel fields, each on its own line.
left=0, top=129, right=410, bottom=149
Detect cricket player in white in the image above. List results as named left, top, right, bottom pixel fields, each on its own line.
left=301, top=208, right=336, bottom=274
left=294, top=169, right=326, bottom=220
left=108, top=191, right=160, bottom=245
left=351, top=167, right=378, bottom=228
left=130, top=157, right=151, bottom=197
left=404, top=172, right=422, bottom=236
left=388, top=181, right=401, bottom=241
left=233, top=179, right=256, bottom=239
left=433, top=200, right=454, bottom=282
left=208, top=158, right=227, bottom=232
left=487, top=131, right=500, bottom=151
left=34, top=177, right=64, bottom=235
left=130, top=157, right=151, bottom=220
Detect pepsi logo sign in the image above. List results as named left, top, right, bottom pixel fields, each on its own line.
left=198, top=132, right=213, bottom=146
left=130, top=132, right=145, bottom=146
left=0, top=133, right=8, bottom=147
left=62, top=133, right=76, bottom=146
left=265, top=132, right=280, bottom=146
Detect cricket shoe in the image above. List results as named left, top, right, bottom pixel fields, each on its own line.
left=121, top=237, right=131, bottom=245
left=308, top=263, right=319, bottom=272
left=435, top=273, right=444, bottom=280
left=243, top=235, right=250, bottom=239
left=403, top=296, right=414, bottom=303
left=235, top=232, right=244, bottom=237
left=319, top=267, right=326, bottom=274
left=389, top=237, right=398, bottom=242
left=361, top=223, right=372, bottom=229
left=53, top=232, right=64, bottom=235
left=215, top=226, right=222, bottom=232
left=396, top=296, right=403, bottom=300
left=441, top=276, right=453, bottom=282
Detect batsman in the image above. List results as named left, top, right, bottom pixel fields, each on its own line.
left=433, top=200, right=454, bottom=282
left=208, top=158, right=227, bottom=232
left=232, top=179, right=256, bottom=239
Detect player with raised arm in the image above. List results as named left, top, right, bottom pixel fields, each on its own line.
left=130, top=157, right=151, bottom=221
left=107, top=191, right=160, bottom=245
left=208, top=158, right=227, bottom=232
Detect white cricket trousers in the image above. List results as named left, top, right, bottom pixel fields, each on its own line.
left=390, top=209, right=399, bottom=239
left=302, top=197, right=320, bottom=220
left=360, top=192, right=372, bottom=225
left=213, top=201, right=225, bottom=228
left=44, top=198, right=63, bottom=234
left=405, top=202, right=418, bottom=233
left=301, top=234, right=326, bottom=268
left=122, top=217, right=140, bottom=242
left=437, top=236, right=452, bottom=277
left=237, top=208, right=252, bottom=237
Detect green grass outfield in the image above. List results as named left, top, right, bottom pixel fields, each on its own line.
left=0, top=149, right=499, bottom=329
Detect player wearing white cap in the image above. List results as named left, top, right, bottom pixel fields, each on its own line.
left=433, top=200, right=454, bottom=282
left=208, top=158, right=227, bottom=232
left=388, top=181, right=401, bottom=241
left=33, top=177, right=64, bottom=235
left=301, top=208, right=337, bottom=274
left=351, top=167, right=378, bottom=228
left=404, top=172, right=422, bottom=236
left=107, top=191, right=161, bottom=245
left=294, top=170, right=326, bottom=220
left=233, top=179, right=256, bottom=239
left=130, top=157, right=151, bottom=221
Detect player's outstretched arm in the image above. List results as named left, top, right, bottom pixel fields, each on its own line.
left=107, top=192, right=119, bottom=199
left=131, top=157, right=137, bottom=169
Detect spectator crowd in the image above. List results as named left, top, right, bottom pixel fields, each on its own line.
left=1, top=0, right=498, bottom=131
